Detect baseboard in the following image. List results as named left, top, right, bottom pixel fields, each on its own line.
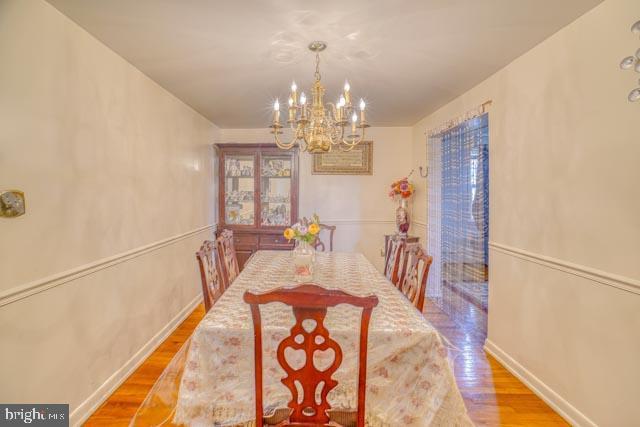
left=484, top=339, right=597, bottom=427
left=69, top=294, right=202, bottom=426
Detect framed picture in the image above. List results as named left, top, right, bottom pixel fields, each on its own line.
left=312, top=141, right=373, bottom=175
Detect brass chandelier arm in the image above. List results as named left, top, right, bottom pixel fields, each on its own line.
left=327, top=102, right=339, bottom=121
left=325, top=102, right=343, bottom=147
left=300, top=122, right=311, bottom=151
left=325, top=125, right=343, bottom=149
left=338, top=127, right=367, bottom=152
left=295, top=123, right=309, bottom=152
left=272, top=124, right=297, bottom=150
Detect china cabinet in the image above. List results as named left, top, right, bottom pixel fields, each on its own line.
left=215, top=143, right=299, bottom=270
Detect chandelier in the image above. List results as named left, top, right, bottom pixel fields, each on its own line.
left=619, top=20, right=640, bottom=102
left=270, top=41, right=369, bottom=153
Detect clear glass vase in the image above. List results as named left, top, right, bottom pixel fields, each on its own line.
left=292, top=240, right=315, bottom=282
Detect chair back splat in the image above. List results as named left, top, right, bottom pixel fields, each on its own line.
left=398, top=244, right=433, bottom=312
left=217, top=229, right=240, bottom=289
left=312, top=224, right=336, bottom=252
left=384, top=236, right=406, bottom=287
left=195, top=240, right=224, bottom=312
left=244, top=284, right=378, bottom=427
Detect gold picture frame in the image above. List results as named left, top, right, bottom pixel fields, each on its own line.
left=312, top=141, right=373, bottom=175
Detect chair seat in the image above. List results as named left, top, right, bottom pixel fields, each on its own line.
left=263, top=408, right=293, bottom=425
left=277, top=423, right=342, bottom=427
left=327, top=409, right=357, bottom=427
left=264, top=409, right=355, bottom=427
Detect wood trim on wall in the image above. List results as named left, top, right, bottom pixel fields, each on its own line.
left=489, top=241, right=640, bottom=295
left=0, top=224, right=217, bottom=307
left=319, top=219, right=395, bottom=225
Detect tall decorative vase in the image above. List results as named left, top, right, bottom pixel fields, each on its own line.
left=292, top=240, right=315, bottom=282
left=396, top=198, right=410, bottom=236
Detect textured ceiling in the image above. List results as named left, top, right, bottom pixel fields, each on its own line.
left=47, top=0, right=601, bottom=128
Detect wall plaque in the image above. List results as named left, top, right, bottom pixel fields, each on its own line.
left=312, top=141, right=373, bottom=175
left=0, top=190, right=25, bottom=218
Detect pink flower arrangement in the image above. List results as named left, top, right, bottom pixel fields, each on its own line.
left=388, top=177, right=415, bottom=200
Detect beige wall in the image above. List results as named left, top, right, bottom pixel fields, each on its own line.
left=411, top=0, right=640, bottom=425
left=0, top=0, right=217, bottom=423
left=218, top=127, right=414, bottom=271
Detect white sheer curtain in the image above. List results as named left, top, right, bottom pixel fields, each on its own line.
left=426, top=136, right=442, bottom=298
left=426, top=114, right=489, bottom=306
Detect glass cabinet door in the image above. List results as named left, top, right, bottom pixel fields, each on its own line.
left=260, top=155, right=292, bottom=226
left=224, top=155, right=255, bottom=225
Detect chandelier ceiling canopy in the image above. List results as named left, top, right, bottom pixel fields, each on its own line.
left=270, top=41, right=369, bottom=153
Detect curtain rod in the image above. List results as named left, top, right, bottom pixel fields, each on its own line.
left=424, top=100, right=492, bottom=137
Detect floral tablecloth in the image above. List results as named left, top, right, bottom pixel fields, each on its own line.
left=147, top=251, right=471, bottom=426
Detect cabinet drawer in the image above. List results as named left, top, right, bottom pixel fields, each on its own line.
left=233, top=234, right=258, bottom=248
left=259, top=234, right=293, bottom=248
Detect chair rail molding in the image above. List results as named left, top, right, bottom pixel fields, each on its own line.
left=318, top=219, right=395, bottom=225
left=489, top=241, right=640, bottom=295
left=0, top=224, right=217, bottom=307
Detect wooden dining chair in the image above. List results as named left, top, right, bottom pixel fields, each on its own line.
left=384, top=236, right=406, bottom=287
left=216, top=229, right=240, bottom=289
left=312, top=224, right=336, bottom=252
left=243, top=283, right=379, bottom=427
left=397, top=244, right=433, bottom=312
left=195, top=240, right=225, bottom=312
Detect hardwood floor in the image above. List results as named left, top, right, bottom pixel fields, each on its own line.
left=84, top=306, right=206, bottom=426
left=85, top=302, right=568, bottom=426
left=422, top=300, right=567, bottom=426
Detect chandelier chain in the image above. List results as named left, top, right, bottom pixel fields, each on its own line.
left=315, top=52, right=321, bottom=81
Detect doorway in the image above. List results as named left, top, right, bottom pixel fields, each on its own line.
left=426, top=114, right=489, bottom=339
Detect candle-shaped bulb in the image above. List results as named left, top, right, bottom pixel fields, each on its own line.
left=352, top=112, right=358, bottom=123
left=300, top=92, right=306, bottom=105
left=359, top=98, right=366, bottom=123
left=288, top=97, right=295, bottom=121
left=290, top=81, right=298, bottom=105
left=273, top=99, right=280, bottom=124
left=335, top=98, right=343, bottom=121
left=343, top=81, right=351, bottom=105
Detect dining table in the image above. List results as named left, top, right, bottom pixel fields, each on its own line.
left=133, top=250, right=472, bottom=427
